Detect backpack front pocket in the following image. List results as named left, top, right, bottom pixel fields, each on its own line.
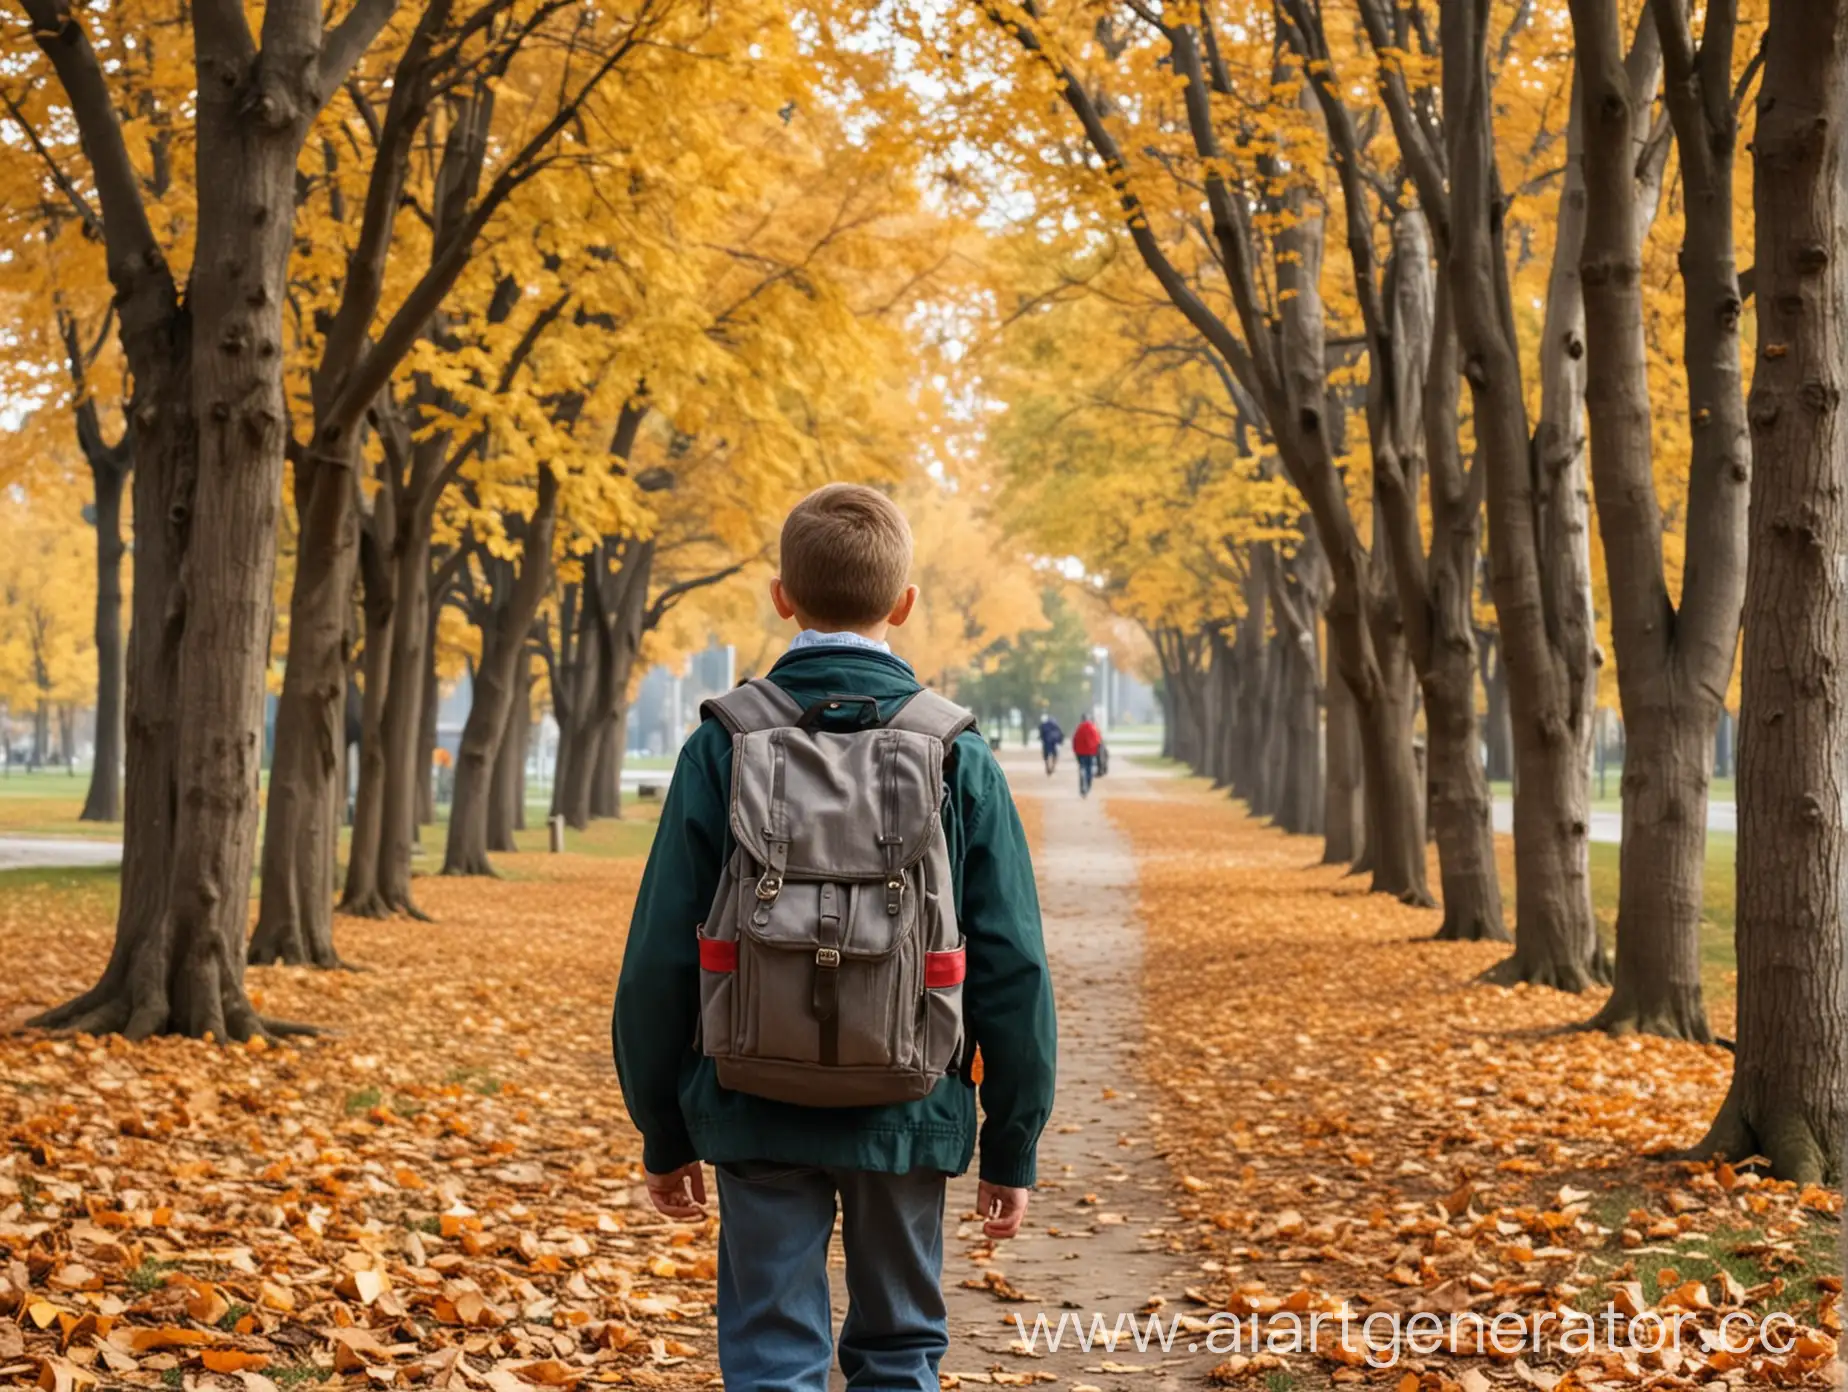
left=736, top=879, right=915, bottom=1069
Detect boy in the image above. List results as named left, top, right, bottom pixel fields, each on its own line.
left=613, top=483, right=1058, bottom=1391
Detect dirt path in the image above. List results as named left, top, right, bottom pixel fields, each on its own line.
left=831, top=749, right=1220, bottom=1388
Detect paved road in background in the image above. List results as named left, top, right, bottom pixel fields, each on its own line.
left=1492, top=798, right=1736, bottom=845
left=0, top=837, right=123, bottom=871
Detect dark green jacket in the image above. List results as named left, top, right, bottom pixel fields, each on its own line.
left=613, top=644, right=1057, bottom=1186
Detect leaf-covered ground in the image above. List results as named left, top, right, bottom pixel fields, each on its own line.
left=0, top=766, right=1839, bottom=1392
left=0, top=850, right=725, bottom=1391
left=1113, top=774, right=1841, bottom=1390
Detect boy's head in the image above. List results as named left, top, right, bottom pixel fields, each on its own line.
left=772, top=484, right=918, bottom=636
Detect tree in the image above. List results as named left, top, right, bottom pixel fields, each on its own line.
left=1279, top=0, right=1504, bottom=941
left=14, top=0, right=399, bottom=1039
left=972, top=2, right=1432, bottom=900
left=1691, top=0, right=1847, bottom=1182
left=973, top=241, right=1298, bottom=812
left=1566, top=0, right=1752, bottom=1039
left=253, top=0, right=665, bottom=957
left=1410, top=0, right=1618, bottom=987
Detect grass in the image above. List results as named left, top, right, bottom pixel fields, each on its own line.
left=0, top=784, right=660, bottom=881
left=269, top=1367, right=331, bottom=1388
left=1489, top=775, right=1738, bottom=815
left=128, top=1257, right=179, bottom=1293
left=343, top=1086, right=383, bottom=1115
left=443, top=1066, right=503, bottom=1095
left=0, top=768, right=121, bottom=839
left=1575, top=1185, right=1837, bottom=1316
left=1588, top=834, right=1738, bottom=1003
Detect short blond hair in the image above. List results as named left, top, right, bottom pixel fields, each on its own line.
left=779, top=484, right=913, bottom=626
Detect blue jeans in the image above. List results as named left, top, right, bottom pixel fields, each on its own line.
left=1077, top=753, right=1096, bottom=796
left=715, top=1161, right=948, bottom=1391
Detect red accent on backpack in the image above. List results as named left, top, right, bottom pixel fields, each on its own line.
left=924, top=947, right=965, bottom=989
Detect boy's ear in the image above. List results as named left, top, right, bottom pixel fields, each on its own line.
left=770, top=577, right=798, bottom=622
left=886, top=584, right=919, bottom=629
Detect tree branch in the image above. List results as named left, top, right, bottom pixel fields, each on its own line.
left=331, top=10, right=653, bottom=431
left=16, top=0, right=168, bottom=299
left=318, top=0, right=403, bottom=98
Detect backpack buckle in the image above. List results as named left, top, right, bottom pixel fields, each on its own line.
left=885, top=872, right=904, bottom=917
left=814, top=947, right=841, bottom=968
left=756, top=874, right=783, bottom=901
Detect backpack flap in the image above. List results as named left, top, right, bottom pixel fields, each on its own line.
left=729, top=727, right=944, bottom=881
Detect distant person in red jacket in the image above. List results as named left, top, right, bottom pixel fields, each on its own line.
left=1072, top=714, right=1102, bottom=797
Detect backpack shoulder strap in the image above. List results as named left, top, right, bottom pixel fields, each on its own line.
left=700, top=678, right=805, bottom=736
left=883, top=689, right=978, bottom=746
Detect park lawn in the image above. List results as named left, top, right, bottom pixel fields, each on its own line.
left=1588, top=834, right=1738, bottom=1027
left=0, top=768, right=122, bottom=839
left=0, top=765, right=662, bottom=868
left=1488, top=775, right=1739, bottom=815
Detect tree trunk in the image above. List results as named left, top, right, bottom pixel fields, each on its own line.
left=1157, top=671, right=1176, bottom=761
left=1278, top=640, right=1321, bottom=835
left=1588, top=712, right=1719, bottom=1036
left=79, top=454, right=127, bottom=822
left=376, top=526, right=433, bottom=912
left=1253, top=635, right=1285, bottom=819
left=559, top=705, right=602, bottom=830
left=487, top=648, right=529, bottom=852
left=1442, top=0, right=1606, bottom=989
left=1692, top=0, right=1848, bottom=1182
left=416, top=637, right=439, bottom=831
left=445, top=471, right=557, bottom=875
left=250, top=446, right=359, bottom=968
left=1206, top=627, right=1237, bottom=788
left=1426, top=638, right=1507, bottom=941
left=1354, top=660, right=1427, bottom=899
left=1323, top=644, right=1364, bottom=863
left=1479, top=635, right=1514, bottom=783
left=590, top=716, right=621, bottom=819
left=1401, top=224, right=1505, bottom=941
left=33, top=42, right=321, bottom=1037
left=1232, top=563, right=1270, bottom=807
left=1572, top=0, right=1743, bottom=1038
left=342, top=488, right=396, bottom=914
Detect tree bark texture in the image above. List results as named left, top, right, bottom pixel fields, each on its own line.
left=1437, top=0, right=1607, bottom=987
left=1693, top=0, right=1848, bottom=1182
left=487, top=647, right=530, bottom=853
left=444, top=467, right=558, bottom=875
left=79, top=446, right=129, bottom=822
left=1571, top=0, right=1747, bottom=1039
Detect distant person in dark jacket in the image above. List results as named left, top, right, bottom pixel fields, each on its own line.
left=1072, top=714, right=1101, bottom=797
left=1037, top=713, right=1063, bottom=775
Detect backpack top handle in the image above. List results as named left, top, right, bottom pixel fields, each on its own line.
left=795, top=694, right=884, bottom=732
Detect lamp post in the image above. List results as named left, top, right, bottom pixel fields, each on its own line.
left=1092, top=646, right=1112, bottom=729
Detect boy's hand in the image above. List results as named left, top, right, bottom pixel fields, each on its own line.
left=644, top=1162, right=707, bottom=1219
left=977, top=1181, right=1030, bottom=1239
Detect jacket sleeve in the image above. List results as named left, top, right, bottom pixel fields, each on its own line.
left=957, top=738, right=1058, bottom=1186
left=613, top=725, right=729, bottom=1174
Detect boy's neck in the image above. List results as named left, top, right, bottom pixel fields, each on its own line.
left=794, top=616, right=889, bottom=644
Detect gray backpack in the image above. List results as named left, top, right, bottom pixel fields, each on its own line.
left=694, top=678, right=977, bottom=1107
